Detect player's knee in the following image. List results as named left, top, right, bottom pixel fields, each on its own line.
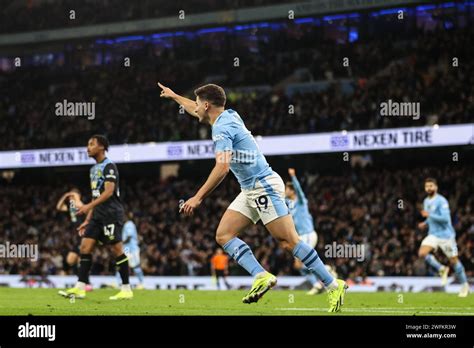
left=66, top=253, right=78, bottom=265
left=80, top=241, right=94, bottom=254
left=215, top=232, right=229, bottom=247
left=216, top=225, right=236, bottom=246
left=275, top=232, right=299, bottom=251
left=279, top=240, right=297, bottom=252
left=449, top=257, right=458, bottom=266
left=418, top=249, right=428, bottom=258
left=278, top=240, right=289, bottom=251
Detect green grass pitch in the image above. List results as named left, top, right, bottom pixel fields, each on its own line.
left=0, top=288, right=473, bottom=316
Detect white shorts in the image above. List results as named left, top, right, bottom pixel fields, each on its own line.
left=299, top=231, right=318, bottom=248
left=228, top=172, right=290, bottom=225
left=421, top=235, right=458, bottom=258
left=125, top=249, right=141, bottom=268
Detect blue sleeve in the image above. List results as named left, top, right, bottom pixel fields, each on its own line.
left=422, top=199, right=428, bottom=223
left=212, top=124, right=233, bottom=153
left=429, top=199, right=450, bottom=224
left=291, top=176, right=306, bottom=203
left=122, top=223, right=132, bottom=241
left=131, top=223, right=138, bottom=239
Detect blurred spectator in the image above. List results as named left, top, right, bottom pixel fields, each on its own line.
left=1, top=164, right=472, bottom=280
left=0, top=0, right=296, bottom=34
left=1, top=25, right=472, bottom=150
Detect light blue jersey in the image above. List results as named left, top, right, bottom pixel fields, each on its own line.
left=286, top=176, right=314, bottom=235
left=212, top=109, right=273, bottom=189
left=423, top=194, right=455, bottom=239
left=122, top=220, right=139, bottom=252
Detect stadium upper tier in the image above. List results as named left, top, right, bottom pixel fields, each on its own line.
left=0, top=0, right=299, bottom=34
left=0, top=19, right=472, bottom=151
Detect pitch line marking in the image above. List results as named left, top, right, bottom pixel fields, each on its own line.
left=275, top=308, right=473, bottom=315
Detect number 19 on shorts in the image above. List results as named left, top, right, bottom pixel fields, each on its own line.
left=255, top=195, right=268, bottom=212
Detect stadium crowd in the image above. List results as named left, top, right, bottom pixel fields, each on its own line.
left=1, top=24, right=472, bottom=150
left=0, top=0, right=294, bottom=34
left=1, top=164, right=472, bottom=281
left=1, top=2, right=472, bottom=284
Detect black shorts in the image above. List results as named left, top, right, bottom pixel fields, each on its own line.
left=215, top=270, right=226, bottom=278
left=83, top=220, right=123, bottom=245
left=69, top=231, right=81, bottom=254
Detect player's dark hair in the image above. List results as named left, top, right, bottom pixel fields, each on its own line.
left=425, top=177, right=437, bottom=185
left=286, top=182, right=294, bottom=190
left=90, top=134, right=109, bottom=151
left=194, top=84, right=226, bottom=107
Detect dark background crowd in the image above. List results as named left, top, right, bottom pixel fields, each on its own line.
left=0, top=1, right=472, bottom=282
left=1, top=4, right=473, bottom=150
left=0, top=0, right=295, bottom=34
left=1, top=157, right=473, bottom=280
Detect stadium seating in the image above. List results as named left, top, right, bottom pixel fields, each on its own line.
left=1, top=165, right=472, bottom=279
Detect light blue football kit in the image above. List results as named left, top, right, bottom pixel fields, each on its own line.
left=423, top=194, right=455, bottom=239
left=213, top=109, right=335, bottom=287
left=286, top=175, right=319, bottom=286
left=421, top=194, right=467, bottom=285
left=116, top=220, right=144, bottom=286
left=286, top=176, right=315, bottom=236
